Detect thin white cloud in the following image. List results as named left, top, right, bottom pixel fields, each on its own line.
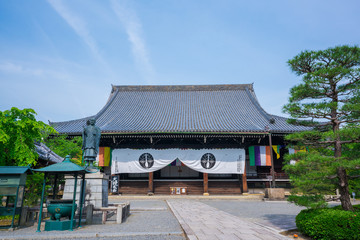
left=111, top=0, right=155, bottom=83
left=47, top=0, right=108, bottom=69
left=0, top=61, right=62, bottom=78
left=0, top=62, right=22, bottom=73
left=0, top=59, right=93, bottom=119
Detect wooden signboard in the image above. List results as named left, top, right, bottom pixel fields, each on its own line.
left=111, top=175, right=119, bottom=194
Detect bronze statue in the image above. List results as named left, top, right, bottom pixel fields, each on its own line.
left=82, top=118, right=101, bottom=168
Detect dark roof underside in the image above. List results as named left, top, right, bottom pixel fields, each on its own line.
left=51, top=84, right=311, bottom=134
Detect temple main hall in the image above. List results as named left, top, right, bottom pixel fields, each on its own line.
left=51, top=84, right=309, bottom=195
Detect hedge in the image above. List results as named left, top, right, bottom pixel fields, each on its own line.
left=296, top=205, right=360, bottom=240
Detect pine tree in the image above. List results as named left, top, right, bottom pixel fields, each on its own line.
left=283, top=45, right=360, bottom=211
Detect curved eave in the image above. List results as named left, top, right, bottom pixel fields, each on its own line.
left=60, top=129, right=307, bottom=137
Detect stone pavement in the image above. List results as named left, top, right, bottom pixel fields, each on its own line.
left=0, top=199, right=185, bottom=240
left=167, top=199, right=289, bottom=240
left=200, top=200, right=305, bottom=231
left=0, top=196, right=302, bottom=240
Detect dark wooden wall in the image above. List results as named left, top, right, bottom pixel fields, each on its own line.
left=117, top=180, right=242, bottom=195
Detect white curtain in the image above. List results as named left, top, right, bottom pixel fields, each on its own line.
left=111, top=148, right=245, bottom=174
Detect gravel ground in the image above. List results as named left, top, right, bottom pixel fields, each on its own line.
left=0, top=199, right=185, bottom=240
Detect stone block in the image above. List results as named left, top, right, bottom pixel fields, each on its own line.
left=19, top=206, right=28, bottom=226
left=86, top=204, right=93, bottom=224
left=265, top=188, right=285, bottom=200
left=63, top=172, right=108, bottom=208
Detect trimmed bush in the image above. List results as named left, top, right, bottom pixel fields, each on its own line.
left=296, top=206, right=360, bottom=240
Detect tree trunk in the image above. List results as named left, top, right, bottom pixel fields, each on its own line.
left=333, top=118, right=353, bottom=211
left=337, top=167, right=354, bottom=211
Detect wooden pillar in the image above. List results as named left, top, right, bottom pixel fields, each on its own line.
left=203, top=173, right=209, bottom=195
left=269, top=132, right=276, bottom=188
left=242, top=163, right=248, bottom=193
left=148, top=172, right=153, bottom=194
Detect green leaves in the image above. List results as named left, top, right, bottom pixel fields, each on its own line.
left=284, top=45, right=360, bottom=125
left=288, top=195, right=327, bottom=209
left=284, top=151, right=336, bottom=195
left=0, top=107, right=56, bottom=166
left=44, top=134, right=82, bottom=159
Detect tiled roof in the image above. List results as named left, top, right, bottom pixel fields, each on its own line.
left=50, top=84, right=311, bottom=134
left=35, top=142, right=63, bottom=163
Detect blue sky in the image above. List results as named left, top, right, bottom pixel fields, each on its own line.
left=0, top=0, right=359, bottom=123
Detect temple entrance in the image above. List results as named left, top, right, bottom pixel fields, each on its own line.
left=160, top=159, right=199, bottom=178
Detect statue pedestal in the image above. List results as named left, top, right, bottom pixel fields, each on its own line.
left=63, top=172, right=109, bottom=208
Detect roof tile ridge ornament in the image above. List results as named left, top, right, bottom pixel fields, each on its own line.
left=112, top=84, right=253, bottom=92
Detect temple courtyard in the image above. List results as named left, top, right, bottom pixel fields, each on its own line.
left=1, top=194, right=347, bottom=240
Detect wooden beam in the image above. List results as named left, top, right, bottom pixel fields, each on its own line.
left=269, top=133, right=276, bottom=188
left=203, top=173, right=209, bottom=195
left=148, top=172, right=154, bottom=194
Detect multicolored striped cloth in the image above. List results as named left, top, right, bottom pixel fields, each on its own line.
left=98, top=147, right=111, bottom=166
left=249, top=146, right=272, bottom=166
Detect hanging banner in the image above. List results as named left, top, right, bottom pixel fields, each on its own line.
left=96, top=147, right=111, bottom=167
left=111, top=148, right=245, bottom=174
left=248, top=146, right=273, bottom=166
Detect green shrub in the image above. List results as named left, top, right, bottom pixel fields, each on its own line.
left=296, top=207, right=360, bottom=240
left=332, top=204, right=360, bottom=212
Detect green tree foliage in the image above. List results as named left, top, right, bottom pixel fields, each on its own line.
left=44, top=134, right=83, bottom=160
left=24, top=173, right=48, bottom=206
left=0, top=107, right=57, bottom=206
left=283, top=45, right=360, bottom=211
left=0, top=107, right=56, bottom=166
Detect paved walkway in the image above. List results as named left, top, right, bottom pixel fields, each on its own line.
left=167, top=200, right=288, bottom=240
left=0, top=196, right=302, bottom=239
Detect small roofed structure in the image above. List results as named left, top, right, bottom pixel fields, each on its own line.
left=34, top=156, right=93, bottom=232
left=0, top=166, right=32, bottom=229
